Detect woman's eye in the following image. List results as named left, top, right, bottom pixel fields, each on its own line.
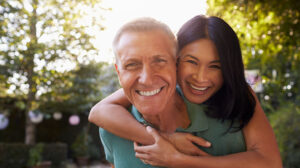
left=210, top=65, right=221, bottom=69
left=185, top=60, right=197, bottom=65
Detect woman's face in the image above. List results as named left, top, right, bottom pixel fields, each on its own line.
left=177, top=39, right=224, bottom=104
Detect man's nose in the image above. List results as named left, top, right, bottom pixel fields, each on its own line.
left=138, top=66, right=153, bottom=85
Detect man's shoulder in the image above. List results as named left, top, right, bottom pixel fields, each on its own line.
left=99, top=127, right=133, bottom=146
left=99, top=127, right=111, bottom=137
left=99, top=128, right=120, bottom=142
left=99, top=128, right=145, bottom=167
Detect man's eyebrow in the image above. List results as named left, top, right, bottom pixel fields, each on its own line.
left=152, top=54, right=168, bottom=59
left=121, top=57, right=139, bottom=63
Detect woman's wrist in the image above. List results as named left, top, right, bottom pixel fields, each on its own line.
left=168, top=151, right=186, bottom=168
left=160, top=131, right=171, bottom=140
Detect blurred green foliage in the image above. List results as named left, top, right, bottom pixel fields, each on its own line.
left=0, top=0, right=117, bottom=144
left=207, top=0, right=300, bottom=166
left=27, top=143, right=44, bottom=167
left=207, top=0, right=300, bottom=105
left=71, top=126, right=90, bottom=157
left=0, top=143, right=67, bottom=168
left=270, top=102, right=300, bottom=167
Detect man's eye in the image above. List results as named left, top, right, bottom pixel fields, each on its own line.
left=125, top=63, right=138, bottom=69
left=156, top=59, right=167, bottom=63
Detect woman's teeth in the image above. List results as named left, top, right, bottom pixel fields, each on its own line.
left=190, top=84, right=208, bottom=91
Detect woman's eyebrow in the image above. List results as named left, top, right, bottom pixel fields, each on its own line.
left=182, top=54, right=199, bottom=61
left=210, top=60, right=221, bottom=64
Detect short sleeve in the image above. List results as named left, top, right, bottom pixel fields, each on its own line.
left=99, top=128, right=114, bottom=163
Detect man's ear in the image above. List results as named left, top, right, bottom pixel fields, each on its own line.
left=115, top=63, right=122, bottom=86
left=114, top=63, right=120, bottom=75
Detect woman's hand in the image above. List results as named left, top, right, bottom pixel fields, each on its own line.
left=134, top=126, right=210, bottom=167
left=134, top=126, right=181, bottom=167
left=162, top=131, right=211, bottom=156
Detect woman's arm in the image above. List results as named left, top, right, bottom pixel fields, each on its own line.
left=135, top=92, right=282, bottom=168
left=175, top=92, right=282, bottom=168
left=88, top=88, right=154, bottom=145
left=89, top=88, right=210, bottom=153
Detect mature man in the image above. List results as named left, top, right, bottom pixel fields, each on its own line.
left=98, top=18, right=190, bottom=168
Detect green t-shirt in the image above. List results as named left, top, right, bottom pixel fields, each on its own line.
left=99, top=89, right=246, bottom=168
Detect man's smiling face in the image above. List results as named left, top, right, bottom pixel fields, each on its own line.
left=115, top=30, right=177, bottom=115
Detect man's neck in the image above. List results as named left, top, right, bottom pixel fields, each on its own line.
left=143, top=92, right=190, bottom=133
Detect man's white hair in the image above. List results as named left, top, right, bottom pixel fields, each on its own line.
left=112, top=17, right=177, bottom=63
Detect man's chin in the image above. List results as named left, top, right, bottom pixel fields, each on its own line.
left=135, top=104, right=162, bottom=116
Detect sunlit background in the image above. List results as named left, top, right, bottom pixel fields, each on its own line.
left=0, top=0, right=299, bottom=167
left=94, top=0, right=207, bottom=63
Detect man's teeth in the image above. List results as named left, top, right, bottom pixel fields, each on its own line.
left=190, top=84, right=208, bottom=91
left=139, top=88, right=161, bottom=96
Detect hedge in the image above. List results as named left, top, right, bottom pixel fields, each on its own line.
left=0, top=143, right=67, bottom=168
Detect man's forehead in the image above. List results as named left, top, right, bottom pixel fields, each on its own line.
left=118, top=30, right=168, bottom=44
left=118, top=48, right=176, bottom=63
left=119, top=53, right=174, bottom=62
left=117, top=31, right=176, bottom=61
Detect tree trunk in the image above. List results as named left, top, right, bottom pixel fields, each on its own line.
left=25, top=42, right=36, bottom=145
left=25, top=111, right=35, bottom=145
left=25, top=0, right=38, bottom=145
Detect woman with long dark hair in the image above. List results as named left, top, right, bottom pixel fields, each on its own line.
left=176, top=15, right=255, bottom=131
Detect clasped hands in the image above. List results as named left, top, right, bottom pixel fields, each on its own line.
left=134, top=126, right=211, bottom=167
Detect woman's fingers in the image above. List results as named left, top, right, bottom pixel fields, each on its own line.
left=195, top=148, right=210, bottom=156
left=185, top=136, right=210, bottom=156
left=134, top=127, right=164, bottom=154
left=134, top=145, right=150, bottom=164
left=135, top=151, right=149, bottom=160
left=189, top=134, right=211, bottom=147
left=134, top=141, right=154, bottom=154
left=136, top=151, right=160, bottom=166
left=146, top=126, right=162, bottom=142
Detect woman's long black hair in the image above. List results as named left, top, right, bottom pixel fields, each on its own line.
left=177, top=15, right=256, bottom=131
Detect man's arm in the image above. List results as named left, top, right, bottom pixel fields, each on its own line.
left=89, top=88, right=154, bottom=145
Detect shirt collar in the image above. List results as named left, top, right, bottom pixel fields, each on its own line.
left=131, top=106, right=153, bottom=127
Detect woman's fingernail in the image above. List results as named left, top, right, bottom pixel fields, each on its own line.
left=146, top=126, right=152, bottom=131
